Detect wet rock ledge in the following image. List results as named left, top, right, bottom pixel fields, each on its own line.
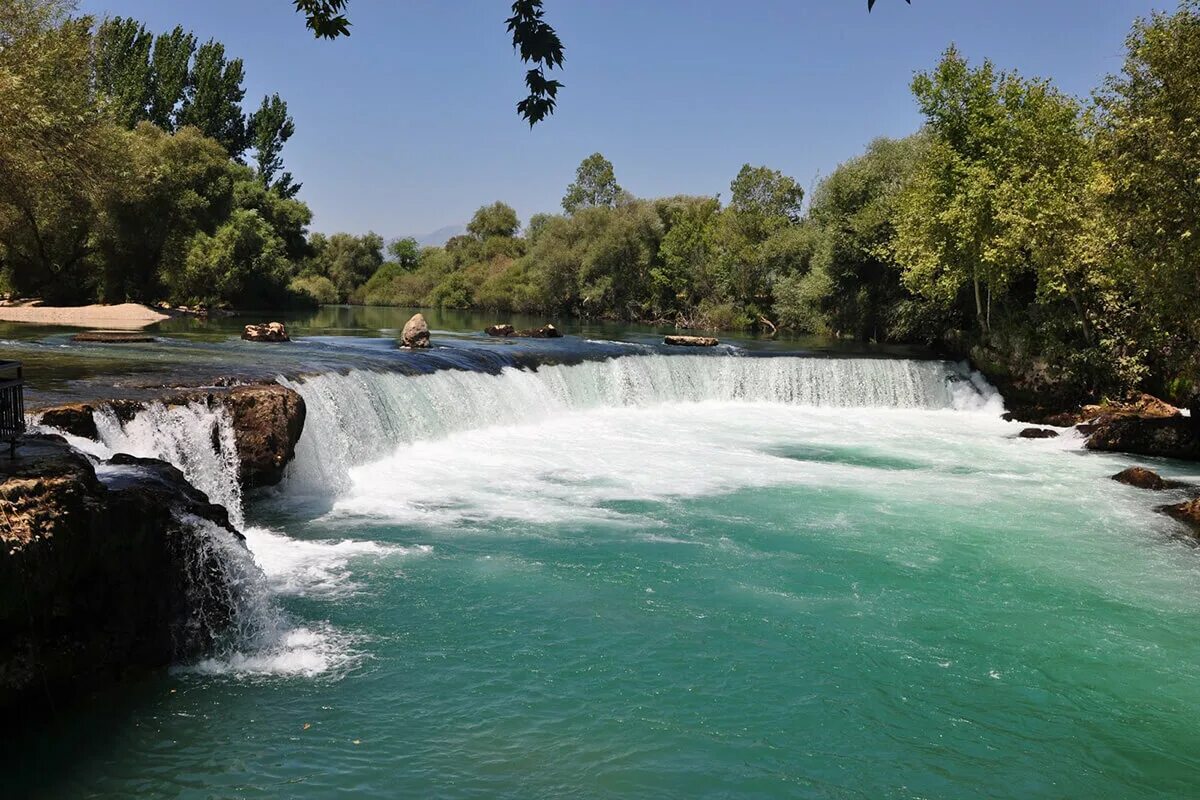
left=0, top=435, right=244, bottom=710
left=36, top=382, right=306, bottom=490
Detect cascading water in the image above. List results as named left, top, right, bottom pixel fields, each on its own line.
left=281, top=355, right=1003, bottom=496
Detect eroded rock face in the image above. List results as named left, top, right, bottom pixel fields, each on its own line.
left=665, top=335, right=719, bottom=347
left=37, top=403, right=99, bottom=439
left=1018, top=428, right=1059, bottom=439
left=35, top=383, right=307, bottom=489
left=242, top=322, right=289, bottom=342
left=402, top=313, right=431, bottom=348
left=0, top=435, right=244, bottom=709
left=1111, top=466, right=1186, bottom=490
left=1085, top=417, right=1200, bottom=461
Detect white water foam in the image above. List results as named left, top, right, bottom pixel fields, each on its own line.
left=283, top=355, right=1003, bottom=497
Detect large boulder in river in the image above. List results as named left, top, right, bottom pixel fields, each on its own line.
left=485, top=323, right=515, bottom=337
left=665, top=335, right=719, bottom=347
left=0, top=435, right=244, bottom=710
left=401, top=313, right=430, bottom=348
left=219, top=384, right=307, bottom=488
left=1111, top=466, right=1187, bottom=490
left=242, top=321, right=289, bottom=342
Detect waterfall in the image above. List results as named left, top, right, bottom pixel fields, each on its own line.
left=282, top=355, right=1002, bottom=495
left=82, top=401, right=246, bottom=527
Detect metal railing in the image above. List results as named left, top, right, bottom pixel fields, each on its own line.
left=0, top=360, right=25, bottom=455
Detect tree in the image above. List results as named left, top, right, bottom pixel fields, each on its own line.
left=170, top=209, right=291, bottom=306
left=893, top=47, right=1089, bottom=336
left=1094, top=0, right=1200, bottom=382
left=562, top=152, right=622, bottom=214
left=93, top=17, right=153, bottom=128
left=467, top=202, right=520, bottom=240
left=387, top=237, right=421, bottom=269
left=248, top=93, right=300, bottom=197
left=305, top=232, right=384, bottom=301
left=95, top=124, right=237, bottom=302
left=0, top=5, right=122, bottom=302
left=179, top=40, right=248, bottom=157
left=148, top=26, right=196, bottom=130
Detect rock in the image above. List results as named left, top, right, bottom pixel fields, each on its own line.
left=0, top=435, right=245, bottom=710
left=1111, top=466, right=1187, bottom=490
left=1018, top=428, right=1060, bottom=439
left=34, top=383, right=306, bottom=490
left=241, top=321, right=289, bottom=342
left=71, top=332, right=156, bottom=343
left=37, top=403, right=99, bottom=439
left=483, top=323, right=562, bottom=338
left=1161, top=498, right=1200, bottom=535
left=401, top=313, right=430, bottom=348
left=665, top=335, right=719, bottom=347
left=1085, top=416, right=1200, bottom=461
left=218, top=384, right=307, bottom=488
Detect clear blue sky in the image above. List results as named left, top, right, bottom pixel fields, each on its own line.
left=79, top=0, right=1169, bottom=239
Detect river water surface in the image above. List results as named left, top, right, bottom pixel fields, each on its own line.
left=6, top=308, right=1200, bottom=798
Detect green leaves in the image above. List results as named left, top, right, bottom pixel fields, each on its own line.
left=293, top=0, right=350, bottom=39
left=506, top=0, right=566, bottom=126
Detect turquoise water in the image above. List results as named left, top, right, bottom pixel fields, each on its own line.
left=12, top=354, right=1200, bottom=798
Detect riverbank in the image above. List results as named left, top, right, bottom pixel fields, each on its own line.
left=0, top=301, right=171, bottom=329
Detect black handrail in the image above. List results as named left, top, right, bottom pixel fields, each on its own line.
left=0, top=360, right=25, bottom=455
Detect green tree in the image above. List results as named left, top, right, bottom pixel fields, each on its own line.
left=148, top=25, right=195, bottom=129
left=562, top=152, right=622, bottom=214
left=170, top=208, right=291, bottom=306
left=179, top=40, right=247, bottom=157
left=467, top=202, right=521, bottom=240
left=247, top=93, right=299, bottom=197
left=893, top=47, right=1089, bottom=336
left=305, top=231, right=384, bottom=301
left=93, top=16, right=153, bottom=128
left=1094, top=0, right=1200, bottom=386
left=387, top=237, right=421, bottom=269
left=0, top=5, right=122, bottom=302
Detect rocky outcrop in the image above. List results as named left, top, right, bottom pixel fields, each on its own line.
left=37, top=403, right=100, bottom=439
left=241, top=322, right=289, bottom=342
left=35, top=383, right=306, bottom=489
left=1018, top=428, right=1059, bottom=439
left=485, top=323, right=562, bottom=339
left=402, top=313, right=431, bottom=348
left=665, top=335, right=719, bottom=347
left=1085, top=416, right=1200, bottom=461
left=1111, top=466, right=1188, bottom=490
left=1161, top=498, right=1200, bottom=536
left=0, top=435, right=244, bottom=709
left=215, top=384, right=306, bottom=487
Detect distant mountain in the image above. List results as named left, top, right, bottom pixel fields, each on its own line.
left=413, top=225, right=465, bottom=247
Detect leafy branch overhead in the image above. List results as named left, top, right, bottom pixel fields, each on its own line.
left=506, top=0, right=565, bottom=126
left=293, top=0, right=350, bottom=39
left=867, top=0, right=911, bottom=10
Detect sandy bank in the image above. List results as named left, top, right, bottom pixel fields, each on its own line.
left=0, top=302, right=171, bottom=329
